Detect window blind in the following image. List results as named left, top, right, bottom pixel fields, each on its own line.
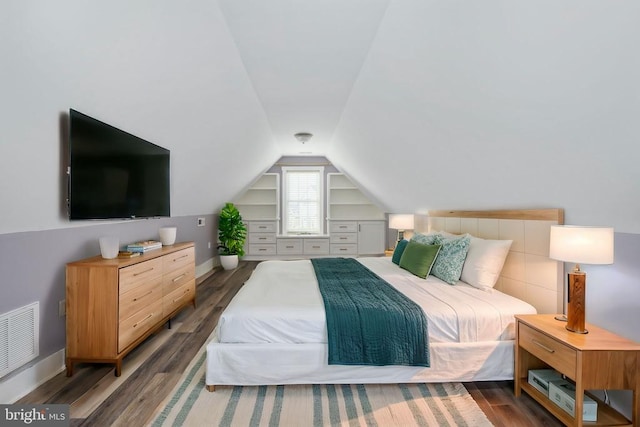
left=283, top=167, right=323, bottom=234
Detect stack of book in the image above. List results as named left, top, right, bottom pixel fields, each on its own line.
left=126, top=240, right=163, bottom=253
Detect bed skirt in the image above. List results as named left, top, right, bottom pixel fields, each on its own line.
left=205, top=330, right=515, bottom=387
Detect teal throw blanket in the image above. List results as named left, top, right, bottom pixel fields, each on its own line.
left=311, top=258, right=430, bottom=367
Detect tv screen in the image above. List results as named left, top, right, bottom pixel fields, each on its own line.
left=68, top=109, right=170, bottom=220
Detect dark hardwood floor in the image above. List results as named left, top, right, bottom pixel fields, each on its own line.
left=19, top=261, right=561, bottom=426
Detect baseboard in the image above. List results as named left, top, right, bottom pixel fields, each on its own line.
left=0, top=348, right=66, bottom=403
left=196, top=257, right=218, bottom=281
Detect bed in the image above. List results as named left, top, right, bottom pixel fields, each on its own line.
left=206, top=209, right=564, bottom=390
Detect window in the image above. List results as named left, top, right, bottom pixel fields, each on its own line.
left=282, top=166, right=324, bottom=235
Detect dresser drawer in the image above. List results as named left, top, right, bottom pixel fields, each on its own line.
left=119, top=278, right=162, bottom=322
left=249, top=233, right=277, bottom=244
left=119, top=258, right=163, bottom=295
left=163, top=281, right=195, bottom=317
left=330, top=221, right=357, bottom=233
left=249, top=221, right=277, bottom=233
left=330, top=233, right=357, bottom=244
left=162, top=247, right=195, bottom=273
left=249, top=244, right=276, bottom=255
left=277, top=239, right=303, bottom=254
left=118, top=299, right=163, bottom=352
left=162, top=262, right=195, bottom=295
left=519, top=323, right=577, bottom=378
left=330, top=244, right=357, bottom=255
left=303, top=238, right=330, bottom=255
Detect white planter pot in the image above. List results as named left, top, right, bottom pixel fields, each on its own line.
left=220, top=255, right=239, bottom=270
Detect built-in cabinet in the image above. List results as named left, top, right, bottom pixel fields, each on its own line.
left=65, top=243, right=196, bottom=376
left=237, top=171, right=386, bottom=260
left=234, top=173, right=280, bottom=221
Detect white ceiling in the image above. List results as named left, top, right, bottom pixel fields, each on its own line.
left=219, top=0, right=390, bottom=155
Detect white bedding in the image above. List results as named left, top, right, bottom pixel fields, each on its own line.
left=216, top=257, right=536, bottom=345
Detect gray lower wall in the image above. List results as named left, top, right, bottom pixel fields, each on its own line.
left=0, top=214, right=217, bottom=381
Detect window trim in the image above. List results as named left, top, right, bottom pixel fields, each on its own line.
left=282, top=166, right=324, bottom=235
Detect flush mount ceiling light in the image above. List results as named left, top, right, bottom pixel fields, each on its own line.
left=294, top=132, right=313, bottom=144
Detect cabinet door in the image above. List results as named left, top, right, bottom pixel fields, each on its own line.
left=357, top=221, right=385, bottom=255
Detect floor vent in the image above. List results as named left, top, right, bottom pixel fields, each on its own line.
left=0, top=302, right=39, bottom=379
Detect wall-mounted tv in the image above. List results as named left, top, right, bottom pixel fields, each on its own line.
left=68, top=109, right=170, bottom=220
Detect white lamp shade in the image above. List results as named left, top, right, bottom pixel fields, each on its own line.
left=549, top=225, right=614, bottom=265
left=389, top=214, right=414, bottom=230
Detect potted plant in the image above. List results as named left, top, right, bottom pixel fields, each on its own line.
left=217, top=202, right=247, bottom=270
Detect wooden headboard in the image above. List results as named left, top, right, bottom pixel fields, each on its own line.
left=414, top=209, right=564, bottom=314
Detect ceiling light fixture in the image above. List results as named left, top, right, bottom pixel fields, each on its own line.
left=294, top=132, right=313, bottom=144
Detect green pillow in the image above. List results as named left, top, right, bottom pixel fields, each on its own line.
left=399, top=241, right=442, bottom=278
left=391, top=239, right=409, bottom=265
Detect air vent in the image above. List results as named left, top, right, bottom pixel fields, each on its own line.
left=0, top=302, right=39, bottom=378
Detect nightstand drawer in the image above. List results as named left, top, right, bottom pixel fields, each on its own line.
left=519, top=323, right=577, bottom=378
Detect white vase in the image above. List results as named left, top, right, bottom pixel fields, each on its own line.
left=159, top=226, right=177, bottom=246
left=220, top=255, right=239, bottom=270
left=99, top=236, right=119, bottom=259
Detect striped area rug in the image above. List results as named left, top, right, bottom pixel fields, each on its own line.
left=151, top=351, right=493, bottom=427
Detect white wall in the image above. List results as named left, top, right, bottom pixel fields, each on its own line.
left=330, top=0, right=640, bottom=233
left=0, top=0, right=280, bottom=235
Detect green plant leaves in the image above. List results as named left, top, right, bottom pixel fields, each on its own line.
left=218, top=202, right=247, bottom=256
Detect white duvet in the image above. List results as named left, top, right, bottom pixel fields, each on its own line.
left=216, top=257, right=536, bottom=345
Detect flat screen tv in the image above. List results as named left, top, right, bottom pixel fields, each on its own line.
left=68, top=109, right=170, bottom=220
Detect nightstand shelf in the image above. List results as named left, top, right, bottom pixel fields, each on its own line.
left=515, top=314, right=640, bottom=426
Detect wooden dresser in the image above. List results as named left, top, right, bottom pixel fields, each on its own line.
left=515, top=314, right=640, bottom=426
left=66, top=242, right=196, bottom=376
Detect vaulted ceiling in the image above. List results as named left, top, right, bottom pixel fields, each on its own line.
left=219, top=0, right=390, bottom=155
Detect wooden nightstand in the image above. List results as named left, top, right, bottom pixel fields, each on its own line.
left=515, top=314, right=640, bottom=426
left=384, top=249, right=394, bottom=257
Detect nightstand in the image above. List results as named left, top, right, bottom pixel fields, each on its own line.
left=515, top=314, right=640, bottom=426
left=384, top=249, right=394, bottom=257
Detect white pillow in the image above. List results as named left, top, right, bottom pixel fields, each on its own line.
left=460, top=236, right=512, bottom=291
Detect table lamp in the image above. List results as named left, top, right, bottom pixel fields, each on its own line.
left=389, top=214, right=414, bottom=246
left=549, top=225, right=614, bottom=334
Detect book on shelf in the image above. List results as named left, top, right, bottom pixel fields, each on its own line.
left=126, top=240, right=162, bottom=252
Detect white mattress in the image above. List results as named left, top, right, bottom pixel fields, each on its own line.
left=216, top=257, right=536, bottom=345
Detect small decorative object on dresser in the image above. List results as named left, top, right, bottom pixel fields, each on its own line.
left=515, top=314, right=640, bottom=426
left=159, top=226, right=177, bottom=246
left=98, top=236, right=119, bottom=259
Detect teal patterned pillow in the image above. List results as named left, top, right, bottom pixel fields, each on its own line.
left=431, top=234, right=471, bottom=284
left=410, top=233, right=438, bottom=246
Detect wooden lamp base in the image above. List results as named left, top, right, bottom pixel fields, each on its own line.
left=566, top=270, right=588, bottom=334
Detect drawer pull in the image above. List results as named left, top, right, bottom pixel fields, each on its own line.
left=173, top=290, right=190, bottom=303
left=286, top=245, right=294, bottom=249
left=312, top=246, right=320, bottom=249
left=133, top=268, right=154, bottom=277
left=259, top=248, right=267, bottom=252
left=172, top=273, right=186, bottom=283
left=132, top=290, right=153, bottom=302
left=532, top=339, right=555, bottom=353
left=258, top=237, right=267, bottom=240
left=339, top=248, right=347, bottom=251
left=258, top=226, right=267, bottom=229
left=174, top=254, right=189, bottom=262
left=340, top=237, right=347, bottom=240
left=339, top=226, right=347, bottom=229
left=133, top=313, right=153, bottom=328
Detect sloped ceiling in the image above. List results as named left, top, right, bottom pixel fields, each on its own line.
left=219, top=0, right=389, bottom=155
left=217, top=1, right=640, bottom=231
